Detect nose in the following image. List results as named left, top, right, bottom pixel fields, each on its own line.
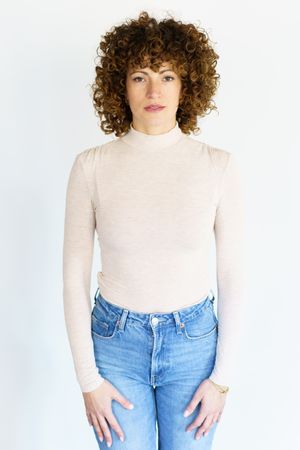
left=146, top=80, right=162, bottom=99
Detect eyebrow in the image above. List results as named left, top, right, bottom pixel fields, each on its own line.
left=129, top=68, right=175, bottom=75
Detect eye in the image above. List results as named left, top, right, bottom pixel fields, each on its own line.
left=132, top=75, right=175, bottom=82
left=132, top=76, right=144, bottom=82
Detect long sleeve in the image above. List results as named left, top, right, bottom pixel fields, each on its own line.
left=209, top=152, right=247, bottom=386
left=62, top=152, right=104, bottom=393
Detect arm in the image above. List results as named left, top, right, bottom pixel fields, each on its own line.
left=209, top=152, right=247, bottom=387
left=62, top=152, right=104, bottom=393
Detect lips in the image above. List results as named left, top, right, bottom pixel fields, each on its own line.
left=144, top=105, right=166, bottom=111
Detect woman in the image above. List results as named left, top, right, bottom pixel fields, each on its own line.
left=63, top=10, right=246, bottom=450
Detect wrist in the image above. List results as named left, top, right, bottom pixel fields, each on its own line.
left=208, top=379, right=229, bottom=394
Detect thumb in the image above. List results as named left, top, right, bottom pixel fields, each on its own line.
left=112, top=390, right=134, bottom=410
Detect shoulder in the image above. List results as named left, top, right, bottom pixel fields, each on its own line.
left=184, top=135, right=233, bottom=171
left=76, top=140, right=117, bottom=165
left=75, top=145, right=101, bottom=167
left=71, top=140, right=116, bottom=185
left=68, top=145, right=102, bottom=194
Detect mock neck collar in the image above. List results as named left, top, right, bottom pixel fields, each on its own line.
left=120, top=120, right=185, bottom=150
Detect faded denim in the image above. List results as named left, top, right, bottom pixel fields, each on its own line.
left=91, top=287, right=219, bottom=449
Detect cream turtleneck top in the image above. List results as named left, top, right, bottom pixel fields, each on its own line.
left=63, top=121, right=246, bottom=393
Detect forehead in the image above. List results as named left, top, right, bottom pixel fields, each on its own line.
left=128, top=61, right=175, bottom=73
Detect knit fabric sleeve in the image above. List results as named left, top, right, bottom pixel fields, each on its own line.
left=209, top=152, right=247, bottom=386
left=62, top=151, right=104, bottom=393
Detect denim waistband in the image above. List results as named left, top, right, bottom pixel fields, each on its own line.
left=93, top=287, right=215, bottom=326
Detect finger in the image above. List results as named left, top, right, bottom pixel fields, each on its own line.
left=86, top=411, right=93, bottom=426
left=195, top=414, right=214, bottom=440
left=112, top=391, right=134, bottom=410
left=217, top=410, right=223, bottom=422
left=91, top=413, right=104, bottom=443
left=98, top=413, right=113, bottom=447
left=212, top=413, right=219, bottom=424
left=106, top=412, right=125, bottom=442
left=185, top=409, right=206, bottom=432
left=183, top=397, right=201, bottom=417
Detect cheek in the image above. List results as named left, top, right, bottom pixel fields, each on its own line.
left=169, top=85, right=181, bottom=105
left=126, top=84, right=141, bottom=99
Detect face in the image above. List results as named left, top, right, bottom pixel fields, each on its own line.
left=125, top=61, right=182, bottom=130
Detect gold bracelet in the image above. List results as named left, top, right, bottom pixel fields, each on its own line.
left=209, top=379, right=229, bottom=394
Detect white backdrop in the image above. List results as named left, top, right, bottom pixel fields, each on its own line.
left=1, top=1, right=299, bottom=449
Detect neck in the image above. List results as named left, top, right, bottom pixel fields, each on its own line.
left=120, top=120, right=186, bottom=150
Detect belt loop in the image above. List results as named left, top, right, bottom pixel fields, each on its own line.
left=94, top=287, right=100, bottom=303
left=209, top=288, right=215, bottom=303
left=117, top=309, right=129, bottom=333
left=172, top=311, right=184, bottom=335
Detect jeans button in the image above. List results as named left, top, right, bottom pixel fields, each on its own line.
left=151, top=317, right=159, bottom=325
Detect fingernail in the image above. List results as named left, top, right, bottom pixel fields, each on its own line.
left=120, top=435, right=124, bottom=442
left=183, top=409, right=190, bottom=417
left=128, top=404, right=134, bottom=409
left=107, top=442, right=112, bottom=447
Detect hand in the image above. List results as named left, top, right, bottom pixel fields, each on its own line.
left=82, top=379, right=134, bottom=447
left=183, top=378, right=227, bottom=440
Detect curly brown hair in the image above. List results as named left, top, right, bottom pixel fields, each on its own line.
left=90, top=11, right=220, bottom=137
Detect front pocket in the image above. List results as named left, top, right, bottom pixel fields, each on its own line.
left=91, top=303, right=120, bottom=340
left=182, top=307, right=218, bottom=340
left=91, top=313, right=119, bottom=339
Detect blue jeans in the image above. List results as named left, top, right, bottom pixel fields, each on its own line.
left=91, top=287, right=219, bottom=449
